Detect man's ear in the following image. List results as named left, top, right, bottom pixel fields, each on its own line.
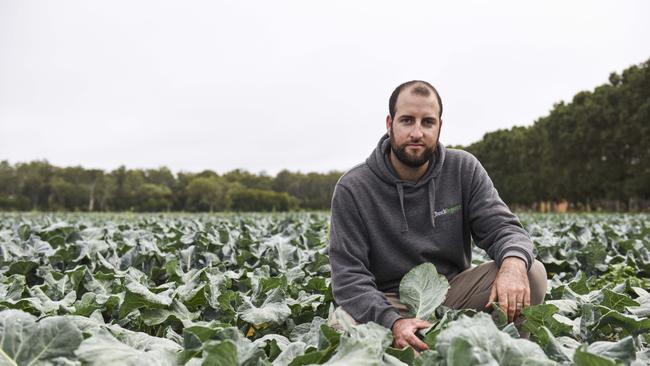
left=386, top=115, right=392, bottom=133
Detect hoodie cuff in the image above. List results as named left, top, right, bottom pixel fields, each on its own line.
left=501, top=250, right=531, bottom=270
left=379, top=309, right=403, bottom=330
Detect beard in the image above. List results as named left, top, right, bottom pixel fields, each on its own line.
left=389, top=127, right=436, bottom=168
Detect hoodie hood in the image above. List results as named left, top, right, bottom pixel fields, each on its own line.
left=366, top=134, right=447, bottom=232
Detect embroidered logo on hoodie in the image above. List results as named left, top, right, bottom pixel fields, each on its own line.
left=433, top=204, right=461, bottom=218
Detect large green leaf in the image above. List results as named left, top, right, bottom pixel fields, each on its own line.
left=435, top=313, right=553, bottom=366
left=593, top=305, right=650, bottom=336
left=289, top=317, right=327, bottom=347
left=446, top=337, right=497, bottom=366
left=533, top=326, right=576, bottom=362
left=586, top=336, right=636, bottom=364
left=545, top=300, right=578, bottom=317
left=573, top=345, right=616, bottom=366
left=384, top=347, right=415, bottom=365
left=271, top=342, right=307, bottom=366
left=0, top=310, right=83, bottom=366
left=174, top=269, right=208, bottom=310
left=202, top=327, right=267, bottom=365
left=522, top=304, right=572, bottom=336
left=37, top=223, right=81, bottom=248
left=413, top=350, right=442, bottom=366
left=626, top=287, right=650, bottom=317
left=141, top=300, right=200, bottom=327
left=200, top=340, right=238, bottom=366
left=5, top=261, right=38, bottom=277
left=319, top=343, right=383, bottom=366
left=399, top=263, right=449, bottom=320
left=119, top=281, right=173, bottom=317
left=317, top=310, right=397, bottom=366
left=75, top=330, right=178, bottom=366
left=114, top=329, right=182, bottom=355
left=237, top=288, right=291, bottom=326
left=599, top=289, right=639, bottom=312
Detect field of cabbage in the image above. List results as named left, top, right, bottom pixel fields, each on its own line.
left=0, top=213, right=649, bottom=365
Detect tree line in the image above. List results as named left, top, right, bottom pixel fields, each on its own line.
left=0, top=163, right=342, bottom=212
left=1, top=58, right=648, bottom=212
left=462, top=58, right=650, bottom=211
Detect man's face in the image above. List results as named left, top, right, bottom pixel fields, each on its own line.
left=387, top=88, right=442, bottom=168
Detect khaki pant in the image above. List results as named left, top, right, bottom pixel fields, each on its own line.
left=330, top=260, right=547, bottom=327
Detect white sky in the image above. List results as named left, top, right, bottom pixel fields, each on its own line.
left=1, top=1, right=649, bottom=175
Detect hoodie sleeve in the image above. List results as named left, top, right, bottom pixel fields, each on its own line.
left=328, top=184, right=402, bottom=329
left=466, top=158, right=534, bottom=270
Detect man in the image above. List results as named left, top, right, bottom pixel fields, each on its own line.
left=328, top=80, right=547, bottom=351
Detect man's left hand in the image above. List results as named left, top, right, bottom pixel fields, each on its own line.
left=485, top=257, right=530, bottom=322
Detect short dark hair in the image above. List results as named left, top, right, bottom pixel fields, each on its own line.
left=388, top=80, right=443, bottom=120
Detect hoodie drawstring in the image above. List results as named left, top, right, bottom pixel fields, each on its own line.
left=396, top=183, right=409, bottom=232
left=396, top=179, right=436, bottom=232
left=428, top=179, right=436, bottom=228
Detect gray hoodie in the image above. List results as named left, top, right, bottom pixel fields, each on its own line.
left=328, top=134, right=534, bottom=329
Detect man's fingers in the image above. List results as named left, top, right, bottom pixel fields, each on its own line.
left=491, top=259, right=532, bottom=322
left=391, top=318, right=431, bottom=352
left=507, top=293, right=517, bottom=322
left=498, top=287, right=508, bottom=316
left=486, top=284, right=497, bottom=308
left=406, top=333, right=429, bottom=351
left=514, top=294, right=523, bottom=319
left=524, top=287, right=531, bottom=308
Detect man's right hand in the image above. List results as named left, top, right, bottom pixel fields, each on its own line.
left=391, top=318, right=431, bottom=352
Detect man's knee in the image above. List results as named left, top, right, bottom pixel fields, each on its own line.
left=529, top=260, right=548, bottom=305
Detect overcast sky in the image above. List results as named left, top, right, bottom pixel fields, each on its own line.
left=1, top=1, right=649, bottom=175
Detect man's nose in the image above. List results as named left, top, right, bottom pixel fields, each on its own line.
left=410, top=123, right=424, bottom=139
